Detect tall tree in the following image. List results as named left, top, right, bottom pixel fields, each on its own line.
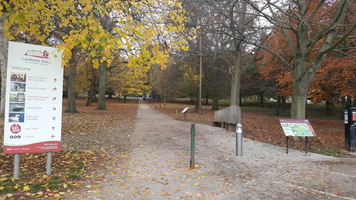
left=248, top=0, right=355, bottom=119
left=183, top=0, right=258, bottom=107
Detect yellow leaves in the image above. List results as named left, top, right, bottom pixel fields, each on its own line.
left=142, top=18, right=151, bottom=23
left=4, top=0, right=189, bottom=79
left=53, top=193, right=62, bottom=199
left=181, top=45, right=189, bottom=51
left=92, top=59, right=99, bottom=69
left=86, top=184, right=99, bottom=189
left=23, top=185, right=30, bottom=191
left=0, top=5, right=3, bottom=16
left=175, top=2, right=182, bottom=9
left=0, top=178, right=7, bottom=182
left=106, top=58, right=112, bottom=67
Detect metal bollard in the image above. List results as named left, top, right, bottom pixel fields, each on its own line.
left=236, top=123, right=243, bottom=156
left=190, top=124, right=196, bottom=169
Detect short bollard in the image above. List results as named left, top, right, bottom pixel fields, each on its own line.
left=190, top=124, right=196, bottom=169
left=236, top=123, right=243, bottom=156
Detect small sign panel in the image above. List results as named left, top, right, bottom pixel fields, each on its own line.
left=181, top=107, right=189, bottom=113
left=279, top=119, right=316, bottom=137
left=3, top=41, right=63, bottom=154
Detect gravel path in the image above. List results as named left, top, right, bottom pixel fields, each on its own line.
left=69, top=104, right=356, bottom=200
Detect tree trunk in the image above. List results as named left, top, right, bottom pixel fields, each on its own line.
left=230, top=53, right=242, bottom=106
left=86, top=81, right=96, bottom=106
left=0, top=13, right=8, bottom=117
left=194, top=100, right=199, bottom=112
left=260, top=92, right=264, bottom=104
left=326, top=101, right=331, bottom=116
left=96, top=63, right=107, bottom=110
left=229, top=1, right=246, bottom=106
left=277, top=96, right=281, bottom=107
left=65, top=61, right=79, bottom=113
left=290, top=86, right=309, bottom=119
left=281, top=96, right=286, bottom=111
left=212, top=96, right=219, bottom=110
left=289, top=32, right=318, bottom=119
left=86, top=91, right=92, bottom=106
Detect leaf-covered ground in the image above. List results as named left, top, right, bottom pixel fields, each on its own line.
left=0, top=98, right=138, bottom=199
left=153, top=103, right=354, bottom=158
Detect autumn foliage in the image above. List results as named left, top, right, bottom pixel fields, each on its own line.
left=258, top=0, right=355, bottom=104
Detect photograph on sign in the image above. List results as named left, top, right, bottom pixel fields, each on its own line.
left=9, top=103, right=25, bottom=112
left=3, top=41, right=63, bottom=154
left=279, top=119, right=316, bottom=137
left=10, top=82, right=26, bottom=92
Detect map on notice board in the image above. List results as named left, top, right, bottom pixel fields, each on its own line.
left=279, top=119, right=316, bottom=137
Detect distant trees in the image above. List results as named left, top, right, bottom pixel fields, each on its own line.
left=150, top=34, right=231, bottom=110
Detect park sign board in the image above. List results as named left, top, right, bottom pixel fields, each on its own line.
left=279, top=119, right=317, bottom=137
left=3, top=41, right=63, bottom=154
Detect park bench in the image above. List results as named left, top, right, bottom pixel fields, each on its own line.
left=212, top=105, right=241, bottom=132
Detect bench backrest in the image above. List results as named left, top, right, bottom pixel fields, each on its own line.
left=214, top=105, right=241, bottom=123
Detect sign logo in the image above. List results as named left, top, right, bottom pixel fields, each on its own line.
left=25, top=50, right=50, bottom=59
left=10, top=124, right=22, bottom=134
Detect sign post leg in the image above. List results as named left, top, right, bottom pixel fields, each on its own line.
left=14, top=153, right=20, bottom=178
left=286, top=136, right=289, bottom=154
left=46, top=152, right=52, bottom=175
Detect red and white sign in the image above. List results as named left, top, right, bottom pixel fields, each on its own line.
left=10, top=124, right=22, bottom=134
left=3, top=41, right=63, bottom=154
